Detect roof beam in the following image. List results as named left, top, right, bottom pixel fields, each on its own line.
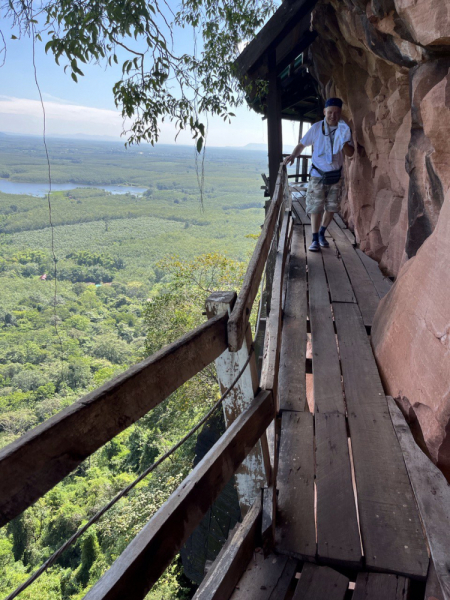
left=235, top=0, right=318, bottom=77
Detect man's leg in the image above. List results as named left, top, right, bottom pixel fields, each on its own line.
left=311, top=212, right=323, bottom=233
left=319, top=180, right=343, bottom=247
left=318, top=211, right=333, bottom=248
left=305, top=178, right=325, bottom=252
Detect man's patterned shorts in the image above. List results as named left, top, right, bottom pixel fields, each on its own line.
left=305, top=177, right=343, bottom=214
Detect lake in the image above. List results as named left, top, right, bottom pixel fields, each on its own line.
left=0, top=180, right=148, bottom=196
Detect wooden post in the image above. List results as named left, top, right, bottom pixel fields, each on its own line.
left=301, top=155, right=308, bottom=182
left=267, top=49, right=282, bottom=197
left=205, top=292, right=272, bottom=516
left=295, top=121, right=304, bottom=183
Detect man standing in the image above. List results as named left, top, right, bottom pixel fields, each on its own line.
left=284, top=98, right=354, bottom=251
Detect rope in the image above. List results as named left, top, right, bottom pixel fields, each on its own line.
left=4, top=344, right=255, bottom=600
left=30, top=12, right=64, bottom=361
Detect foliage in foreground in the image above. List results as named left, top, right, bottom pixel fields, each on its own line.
left=4, top=0, right=275, bottom=146
left=0, top=252, right=249, bottom=599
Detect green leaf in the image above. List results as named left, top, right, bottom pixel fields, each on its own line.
left=71, top=73, right=78, bottom=83
left=196, top=137, right=203, bottom=153
left=11, top=35, right=17, bottom=40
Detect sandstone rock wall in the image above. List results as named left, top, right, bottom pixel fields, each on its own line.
left=307, top=1, right=450, bottom=476
left=308, top=0, right=450, bottom=276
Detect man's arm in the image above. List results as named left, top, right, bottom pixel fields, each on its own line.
left=283, top=143, right=306, bottom=166
left=343, top=142, right=354, bottom=157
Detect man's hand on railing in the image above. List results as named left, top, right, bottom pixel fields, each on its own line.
left=283, top=142, right=306, bottom=167
left=283, top=154, right=296, bottom=167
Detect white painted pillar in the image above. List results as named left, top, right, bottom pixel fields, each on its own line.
left=205, top=292, right=271, bottom=516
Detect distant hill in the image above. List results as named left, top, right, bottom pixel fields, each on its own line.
left=241, top=143, right=267, bottom=151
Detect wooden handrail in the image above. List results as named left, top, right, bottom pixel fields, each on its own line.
left=0, top=313, right=229, bottom=527
left=227, top=164, right=287, bottom=352
left=83, top=390, right=274, bottom=600
left=260, top=208, right=292, bottom=397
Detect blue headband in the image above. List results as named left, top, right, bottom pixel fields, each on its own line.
left=325, top=97, right=343, bottom=108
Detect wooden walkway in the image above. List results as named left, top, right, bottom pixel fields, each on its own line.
left=195, top=190, right=432, bottom=600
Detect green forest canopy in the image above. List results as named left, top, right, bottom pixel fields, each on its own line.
left=0, top=138, right=266, bottom=598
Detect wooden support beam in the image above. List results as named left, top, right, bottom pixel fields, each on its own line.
left=267, top=49, right=283, bottom=197
left=206, top=292, right=270, bottom=513
left=84, top=390, right=275, bottom=600
left=234, top=0, right=318, bottom=77
left=193, top=499, right=262, bottom=600
left=0, top=313, right=229, bottom=527
left=228, top=167, right=286, bottom=352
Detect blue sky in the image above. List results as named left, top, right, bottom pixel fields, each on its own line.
left=0, top=5, right=301, bottom=148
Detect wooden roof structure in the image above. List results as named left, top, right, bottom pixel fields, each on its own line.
left=235, top=0, right=322, bottom=194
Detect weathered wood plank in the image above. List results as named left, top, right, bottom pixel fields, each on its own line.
left=278, top=224, right=308, bottom=412
left=353, top=572, right=410, bottom=600
left=388, top=397, right=450, bottom=599
left=84, top=390, right=274, bottom=600
left=328, top=223, right=379, bottom=328
left=333, top=213, right=347, bottom=229
left=343, top=227, right=356, bottom=246
left=228, top=166, right=286, bottom=352
left=261, top=486, right=274, bottom=554
left=193, top=499, right=262, bottom=600
left=292, top=563, right=349, bottom=600
left=292, top=199, right=310, bottom=224
left=356, top=249, right=393, bottom=300
left=333, top=303, right=428, bottom=579
left=425, top=561, right=446, bottom=600
left=315, top=412, right=362, bottom=567
left=305, top=227, right=345, bottom=415
left=261, top=210, right=292, bottom=396
left=276, top=411, right=315, bottom=560
left=230, top=553, right=297, bottom=600
left=0, top=313, right=229, bottom=527
left=321, top=239, right=356, bottom=304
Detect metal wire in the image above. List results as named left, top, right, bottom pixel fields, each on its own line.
left=4, top=344, right=255, bottom=600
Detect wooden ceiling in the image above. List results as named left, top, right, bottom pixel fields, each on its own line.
left=235, top=0, right=321, bottom=122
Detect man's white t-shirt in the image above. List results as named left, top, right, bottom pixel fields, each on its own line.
left=300, top=121, right=353, bottom=177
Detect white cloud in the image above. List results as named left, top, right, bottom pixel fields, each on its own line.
left=0, top=95, right=127, bottom=137
left=0, top=95, right=284, bottom=147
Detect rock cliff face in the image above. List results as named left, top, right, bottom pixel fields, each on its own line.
left=308, top=0, right=450, bottom=275
left=307, top=1, right=450, bottom=476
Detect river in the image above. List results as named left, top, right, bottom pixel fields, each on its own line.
left=0, top=180, right=148, bottom=197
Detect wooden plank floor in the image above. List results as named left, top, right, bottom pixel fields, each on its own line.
left=276, top=411, right=316, bottom=560
left=272, top=191, right=429, bottom=582
left=278, top=225, right=308, bottom=412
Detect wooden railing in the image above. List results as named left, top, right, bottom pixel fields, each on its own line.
left=282, top=153, right=311, bottom=182
left=0, top=164, right=293, bottom=600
